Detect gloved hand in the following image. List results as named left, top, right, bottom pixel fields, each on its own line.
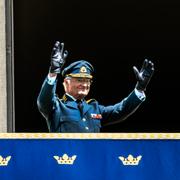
left=133, top=59, right=154, bottom=91
left=49, top=41, right=68, bottom=74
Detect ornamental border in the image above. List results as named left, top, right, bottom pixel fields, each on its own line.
left=0, top=133, right=180, bottom=139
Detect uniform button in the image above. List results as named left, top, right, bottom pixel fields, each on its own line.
left=82, top=118, right=86, bottom=122
left=85, top=127, right=89, bottom=130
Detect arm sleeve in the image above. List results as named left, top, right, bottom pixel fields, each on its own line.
left=100, top=90, right=144, bottom=126
left=37, top=76, right=58, bottom=119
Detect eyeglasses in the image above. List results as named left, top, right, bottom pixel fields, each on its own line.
left=70, top=78, right=93, bottom=84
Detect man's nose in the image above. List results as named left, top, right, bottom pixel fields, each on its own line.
left=82, top=82, right=89, bottom=87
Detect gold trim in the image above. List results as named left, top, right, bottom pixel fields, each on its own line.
left=66, top=73, right=93, bottom=79
left=0, top=133, right=180, bottom=139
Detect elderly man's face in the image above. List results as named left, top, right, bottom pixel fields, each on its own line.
left=64, top=77, right=92, bottom=99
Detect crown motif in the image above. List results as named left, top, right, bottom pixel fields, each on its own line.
left=54, top=154, right=77, bottom=165
left=0, top=156, right=11, bottom=166
left=119, top=154, right=142, bottom=165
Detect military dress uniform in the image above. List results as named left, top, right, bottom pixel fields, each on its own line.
left=37, top=60, right=144, bottom=132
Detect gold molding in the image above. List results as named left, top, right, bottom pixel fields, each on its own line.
left=0, top=133, right=180, bottom=139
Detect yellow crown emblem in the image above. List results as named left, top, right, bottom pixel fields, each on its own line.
left=119, top=154, right=142, bottom=165
left=53, top=154, right=77, bottom=165
left=0, top=155, right=11, bottom=166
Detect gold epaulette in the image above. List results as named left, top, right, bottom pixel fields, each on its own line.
left=86, top=99, right=96, bottom=104
left=61, top=94, right=67, bottom=102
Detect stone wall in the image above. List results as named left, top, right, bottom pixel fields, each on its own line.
left=0, top=0, right=7, bottom=132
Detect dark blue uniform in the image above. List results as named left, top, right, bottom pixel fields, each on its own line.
left=37, top=77, right=143, bottom=132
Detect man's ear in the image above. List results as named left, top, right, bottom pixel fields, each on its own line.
left=63, top=78, right=70, bottom=89
left=64, top=78, right=69, bottom=85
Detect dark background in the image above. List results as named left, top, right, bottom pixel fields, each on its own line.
left=13, top=0, right=180, bottom=132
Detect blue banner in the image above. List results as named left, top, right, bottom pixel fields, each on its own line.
left=0, top=134, right=180, bottom=180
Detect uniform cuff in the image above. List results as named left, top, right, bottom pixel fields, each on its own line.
left=47, top=74, right=57, bottom=85
left=135, top=88, right=146, bottom=101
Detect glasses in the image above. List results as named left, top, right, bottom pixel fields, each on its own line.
left=70, top=78, right=93, bottom=84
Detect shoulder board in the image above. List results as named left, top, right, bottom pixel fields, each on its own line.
left=61, top=94, right=67, bottom=102
left=86, top=99, right=96, bottom=104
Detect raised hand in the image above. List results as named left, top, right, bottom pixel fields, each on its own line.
left=133, top=59, right=154, bottom=91
left=49, top=41, right=68, bottom=74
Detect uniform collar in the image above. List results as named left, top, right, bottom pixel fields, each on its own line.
left=62, top=93, right=76, bottom=102
left=62, top=93, right=86, bottom=103
left=62, top=93, right=90, bottom=114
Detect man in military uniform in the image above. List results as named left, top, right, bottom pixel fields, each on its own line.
left=37, top=41, right=154, bottom=132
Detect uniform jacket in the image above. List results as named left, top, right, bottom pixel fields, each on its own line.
left=37, top=77, right=143, bottom=132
